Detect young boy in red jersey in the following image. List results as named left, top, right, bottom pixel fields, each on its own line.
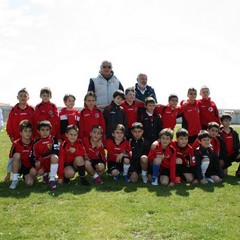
left=220, top=114, right=240, bottom=176
left=155, top=94, right=183, bottom=130
left=138, top=96, right=162, bottom=145
left=105, top=124, right=131, bottom=182
left=5, top=88, right=34, bottom=182
left=171, top=128, right=197, bottom=183
left=34, top=87, right=60, bottom=139
left=9, top=120, right=34, bottom=189
left=180, top=88, right=202, bottom=145
left=59, top=94, right=80, bottom=141
left=121, top=87, right=145, bottom=139
left=128, top=122, right=150, bottom=183
left=30, top=120, right=59, bottom=190
left=148, top=128, right=176, bottom=186
left=103, top=90, right=127, bottom=139
left=57, top=124, right=90, bottom=186
left=194, top=130, right=222, bottom=184
left=198, top=85, right=220, bottom=130
left=79, top=91, right=105, bottom=139
left=84, top=125, right=106, bottom=185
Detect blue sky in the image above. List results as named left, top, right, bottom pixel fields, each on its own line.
left=1, top=0, right=240, bottom=109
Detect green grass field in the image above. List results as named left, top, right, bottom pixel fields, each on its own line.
left=0, top=125, right=240, bottom=240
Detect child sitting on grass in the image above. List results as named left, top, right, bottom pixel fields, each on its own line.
left=57, top=124, right=90, bottom=186
left=105, top=124, right=131, bottom=182
left=30, top=120, right=59, bottom=190
left=9, top=120, right=34, bottom=189
left=83, top=125, right=106, bottom=185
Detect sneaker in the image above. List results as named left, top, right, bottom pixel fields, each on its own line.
left=175, top=176, right=181, bottom=184
left=81, top=177, right=91, bottom=186
left=205, top=177, right=214, bottom=183
left=94, top=176, right=103, bottom=185
left=49, top=180, right=57, bottom=190
left=123, top=175, right=130, bottom=183
left=236, top=170, right=240, bottom=177
left=141, top=174, right=148, bottom=183
left=43, top=174, right=49, bottom=184
left=151, top=177, right=158, bottom=186
left=113, top=173, right=120, bottom=181
left=9, top=180, right=18, bottom=189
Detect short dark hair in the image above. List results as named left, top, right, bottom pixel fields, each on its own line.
left=113, top=90, right=125, bottom=99
left=113, top=124, right=125, bottom=133
left=220, top=114, right=232, bottom=122
left=207, top=122, right=219, bottom=130
left=159, top=128, right=174, bottom=140
left=40, top=87, right=52, bottom=97
left=19, top=120, right=33, bottom=132
left=187, top=88, right=197, bottom=94
left=63, top=94, right=76, bottom=102
left=198, top=130, right=211, bottom=140
left=125, top=87, right=135, bottom=95
left=131, top=122, right=143, bottom=130
left=176, top=128, right=188, bottom=138
left=37, top=120, right=52, bottom=131
left=66, top=124, right=79, bottom=133
left=18, top=88, right=29, bottom=96
left=145, top=96, right=156, bottom=105
left=91, top=125, right=103, bottom=133
left=168, top=94, right=178, bottom=102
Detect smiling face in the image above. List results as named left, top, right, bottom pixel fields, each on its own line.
left=66, top=128, right=78, bottom=144
left=64, top=96, right=75, bottom=110
left=137, top=74, right=148, bottom=90
left=100, top=61, right=112, bottom=78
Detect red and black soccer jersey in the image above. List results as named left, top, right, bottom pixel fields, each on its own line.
left=79, top=106, right=106, bottom=139
left=171, top=140, right=195, bottom=166
left=198, top=98, right=220, bottom=129
left=121, top=100, right=145, bottom=129
left=180, top=100, right=202, bottom=137
left=138, top=110, right=162, bottom=145
left=30, top=135, right=59, bottom=166
left=220, top=129, right=235, bottom=157
left=9, top=139, right=33, bottom=168
left=83, top=137, right=106, bottom=162
left=6, top=104, right=34, bottom=141
left=57, top=138, right=86, bottom=179
left=59, top=108, right=80, bottom=140
left=155, top=105, right=183, bottom=130
left=105, top=138, right=131, bottom=162
left=148, top=141, right=176, bottom=182
left=34, top=101, right=60, bottom=138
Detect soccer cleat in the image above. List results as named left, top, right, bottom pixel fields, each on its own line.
left=205, top=177, right=214, bottom=183
left=235, top=170, right=240, bottom=177
left=49, top=180, right=57, bottom=190
left=123, top=175, right=130, bottom=183
left=81, top=177, right=91, bottom=186
left=175, top=176, right=181, bottom=184
left=113, top=173, right=120, bottom=181
left=151, top=177, right=158, bottom=186
left=9, top=180, right=18, bottom=189
left=141, top=174, right=148, bottom=183
left=94, top=176, right=103, bottom=185
left=43, top=174, right=49, bottom=184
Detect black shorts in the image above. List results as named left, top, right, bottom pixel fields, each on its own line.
left=182, top=165, right=194, bottom=174
left=64, top=162, right=77, bottom=172
left=223, top=153, right=240, bottom=169
left=89, top=159, right=105, bottom=170
left=19, top=164, right=31, bottom=176
left=107, top=161, right=123, bottom=174
left=129, top=158, right=141, bottom=174
left=160, top=167, right=170, bottom=177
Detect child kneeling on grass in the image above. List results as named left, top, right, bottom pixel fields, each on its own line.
left=105, top=124, right=132, bottom=182
left=30, top=120, right=59, bottom=190
left=9, top=120, right=34, bottom=189
left=83, top=125, right=106, bottom=185
left=148, top=128, right=176, bottom=187
left=194, top=130, right=222, bottom=184
left=57, top=124, right=90, bottom=186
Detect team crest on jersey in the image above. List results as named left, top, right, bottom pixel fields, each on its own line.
left=47, top=144, right=52, bottom=149
left=95, top=151, right=100, bottom=156
left=208, top=107, right=213, bottom=112
left=95, top=113, right=100, bottom=118
left=49, top=110, right=54, bottom=117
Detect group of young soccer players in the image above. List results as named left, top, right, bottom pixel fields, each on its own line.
left=4, top=85, right=240, bottom=190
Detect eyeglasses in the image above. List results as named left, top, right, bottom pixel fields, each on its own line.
left=102, top=65, right=112, bottom=69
